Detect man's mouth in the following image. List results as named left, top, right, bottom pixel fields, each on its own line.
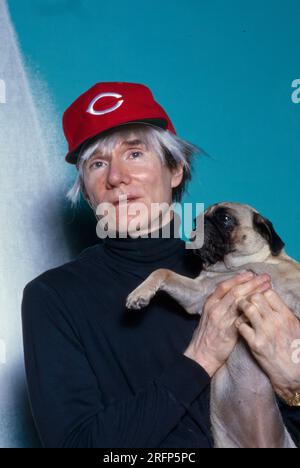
left=112, top=195, right=140, bottom=206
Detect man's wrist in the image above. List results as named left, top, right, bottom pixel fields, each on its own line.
left=183, top=349, right=219, bottom=378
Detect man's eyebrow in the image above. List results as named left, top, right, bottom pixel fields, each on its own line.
left=89, top=151, right=108, bottom=161
left=120, top=139, right=147, bottom=148
left=89, top=139, right=147, bottom=162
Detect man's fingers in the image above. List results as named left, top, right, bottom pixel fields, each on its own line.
left=236, top=298, right=263, bottom=329
left=208, top=275, right=270, bottom=307
left=247, top=291, right=273, bottom=318
left=206, top=271, right=255, bottom=308
left=263, top=289, right=290, bottom=315
left=235, top=314, right=249, bottom=327
left=231, top=275, right=271, bottom=300
left=235, top=321, right=255, bottom=345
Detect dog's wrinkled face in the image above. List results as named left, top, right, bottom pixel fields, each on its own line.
left=190, top=202, right=285, bottom=268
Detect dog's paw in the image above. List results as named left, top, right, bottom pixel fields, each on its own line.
left=126, top=288, right=156, bottom=310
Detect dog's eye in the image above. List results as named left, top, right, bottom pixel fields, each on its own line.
left=223, top=215, right=232, bottom=224
left=215, top=212, right=234, bottom=227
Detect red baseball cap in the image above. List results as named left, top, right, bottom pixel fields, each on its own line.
left=63, top=82, right=176, bottom=164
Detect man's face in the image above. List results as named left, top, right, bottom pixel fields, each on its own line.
left=82, top=128, right=183, bottom=235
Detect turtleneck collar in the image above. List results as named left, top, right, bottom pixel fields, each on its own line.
left=101, top=216, right=186, bottom=268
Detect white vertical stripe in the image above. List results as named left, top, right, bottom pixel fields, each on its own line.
left=0, top=0, right=72, bottom=447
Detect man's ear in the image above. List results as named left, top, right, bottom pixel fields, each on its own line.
left=252, top=212, right=285, bottom=256
left=171, top=163, right=184, bottom=189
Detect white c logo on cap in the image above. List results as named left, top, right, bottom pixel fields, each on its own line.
left=86, top=92, right=124, bottom=115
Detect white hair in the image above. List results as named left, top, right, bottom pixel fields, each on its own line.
left=66, top=123, right=202, bottom=207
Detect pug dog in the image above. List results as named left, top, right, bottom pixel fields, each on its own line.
left=126, top=202, right=300, bottom=448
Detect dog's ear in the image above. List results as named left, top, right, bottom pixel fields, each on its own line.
left=252, top=213, right=285, bottom=256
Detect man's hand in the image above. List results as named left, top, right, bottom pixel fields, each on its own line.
left=184, top=272, right=272, bottom=377
left=235, top=289, right=300, bottom=400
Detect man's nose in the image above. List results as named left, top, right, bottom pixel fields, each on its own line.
left=106, top=158, right=131, bottom=188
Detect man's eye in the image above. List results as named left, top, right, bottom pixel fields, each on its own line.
left=90, top=161, right=106, bottom=169
left=129, top=151, right=143, bottom=159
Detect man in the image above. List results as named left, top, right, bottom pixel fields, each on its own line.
left=22, top=82, right=300, bottom=448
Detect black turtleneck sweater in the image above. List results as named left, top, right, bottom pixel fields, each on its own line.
left=21, top=219, right=213, bottom=448
left=21, top=220, right=300, bottom=448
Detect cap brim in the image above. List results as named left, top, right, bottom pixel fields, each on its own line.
left=65, top=118, right=168, bottom=165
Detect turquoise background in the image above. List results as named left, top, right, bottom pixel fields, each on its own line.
left=8, top=0, right=300, bottom=259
